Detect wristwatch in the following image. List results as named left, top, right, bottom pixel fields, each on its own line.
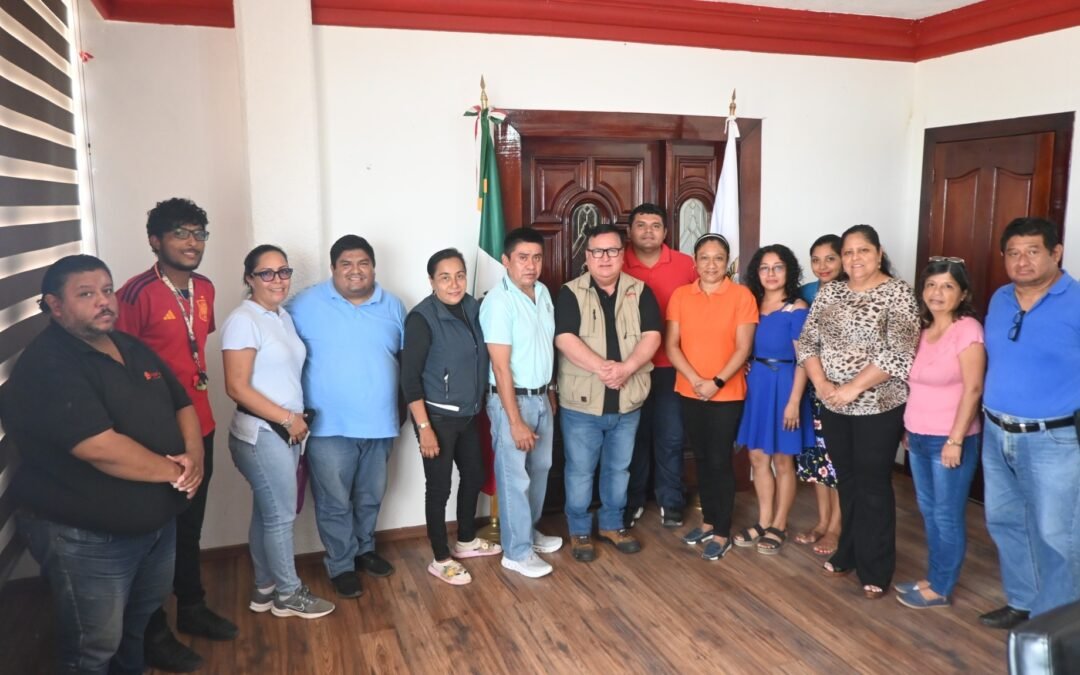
left=945, top=437, right=961, bottom=446
left=417, top=421, right=431, bottom=430
left=713, top=376, right=726, bottom=389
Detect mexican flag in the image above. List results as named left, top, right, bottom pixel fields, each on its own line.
left=464, top=102, right=506, bottom=497
left=471, top=106, right=507, bottom=298
left=710, top=116, right=741, bottom=282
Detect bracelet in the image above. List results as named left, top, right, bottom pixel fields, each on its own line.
left=280, top=413, right=295, bottom=430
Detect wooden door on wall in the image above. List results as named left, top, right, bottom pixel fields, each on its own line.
left=495, top=110, right=762, bottom=509
left=916, top=112, right=1073, bottom=503
left=917, top=113, right=1073, bottom=316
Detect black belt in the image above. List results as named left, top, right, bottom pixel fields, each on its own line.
left=489, top=384, right=549, bottom=396
left=985, top=411, right=1072, bottom=434
left=753, top=357, right=795, bottom=371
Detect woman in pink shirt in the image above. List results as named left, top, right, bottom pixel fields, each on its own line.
left=897, top=257, right=985, bottom=609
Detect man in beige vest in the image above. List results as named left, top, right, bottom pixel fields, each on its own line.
left=554, top=224, right=662, bottom=562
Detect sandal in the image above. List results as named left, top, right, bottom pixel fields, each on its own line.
left=756, top=527, right=787, bottom=555
left=813, top=534, right=838, bottom=556
left=821, top=561, right=853, bottom=577
left=863, top=584, right=885, bottom=600
left=733, top=524, right=766, bottom=548
left=794, top=530, right=825, bottom=545
left=428, top=559, right=472, bottom=586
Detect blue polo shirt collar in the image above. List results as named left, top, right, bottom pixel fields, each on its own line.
left=325, top=279, right=385, bottom=306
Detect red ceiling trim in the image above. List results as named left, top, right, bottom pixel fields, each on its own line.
left=915, top=0, right=1080, bottom=60
left=89, top=0, right=234, bottom=28
left=86, top=0, right=1080, bottom=62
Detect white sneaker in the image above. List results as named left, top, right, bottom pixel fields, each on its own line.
left=501, top=552, right=553, bottom=578
left=532, top=530, right=563, bottom=553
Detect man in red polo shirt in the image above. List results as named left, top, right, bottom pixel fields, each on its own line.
left=622, top=203, right=698, bottom=529
left=117, top=198, right=236, bottom=673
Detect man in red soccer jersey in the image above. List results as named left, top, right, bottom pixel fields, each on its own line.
left=117, top=198, right=236, bottom=672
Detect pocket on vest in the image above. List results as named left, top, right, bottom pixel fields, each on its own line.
left=563, top=374, right=595, bottom=407
left=622, top=371, right=652, bottom=410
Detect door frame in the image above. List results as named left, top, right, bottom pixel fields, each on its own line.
left=915, top=112, right=1074, bottom=278
left=493, top=110, right=762, bottom=275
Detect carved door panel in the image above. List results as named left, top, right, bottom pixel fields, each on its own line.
left=522, top=138, right=659, bottom=289
left=928, top=133, right=1055, bottom=316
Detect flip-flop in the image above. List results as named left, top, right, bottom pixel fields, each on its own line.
left=794, top=530, right=825, bottom=545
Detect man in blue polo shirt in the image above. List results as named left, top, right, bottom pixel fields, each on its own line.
left=480, top=228, right=562, bottom=578
left=289, top=235, right=406, bottom=599
left=979, top=217, right=1080, bottom=629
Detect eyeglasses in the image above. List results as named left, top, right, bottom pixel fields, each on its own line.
left=586, top=247, right=623, bottom=259
left=930, top=256, right=965, bottom=265
left=251, top=267, right=294, bottom=282
left=758, top=264, right=786, bottom=275
left=168, top=228, right=210, bottom=241
left=1008, top=309, right=1026, bottom=342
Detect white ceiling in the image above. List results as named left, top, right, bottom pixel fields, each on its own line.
left=704, top=0, right=983, bottom=20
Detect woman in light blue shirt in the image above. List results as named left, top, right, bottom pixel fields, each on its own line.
left=222, top=245, right=334, bottom=620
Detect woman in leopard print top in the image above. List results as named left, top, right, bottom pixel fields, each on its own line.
left=796, top=224, right=919, bottom=600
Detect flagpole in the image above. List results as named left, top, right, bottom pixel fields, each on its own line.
left=472, top=74, right=502, bottom=545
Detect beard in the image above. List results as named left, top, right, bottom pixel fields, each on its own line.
left=161, top=248, right=203, bottom=272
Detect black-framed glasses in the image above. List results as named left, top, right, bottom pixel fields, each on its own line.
left=252, top=267, right=294, bottom=282
left=586, top=247, right=623, bottom=259
left=1008, top=309, right=1026, bottom=342
left=930, top=255, right=965, bottom=265
left=168, top=227, right=210, bottom=241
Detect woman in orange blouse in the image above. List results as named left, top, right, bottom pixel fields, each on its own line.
left=666, top=234, right=759, bottom=561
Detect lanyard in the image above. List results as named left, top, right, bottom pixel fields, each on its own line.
left=156, top=264, right=209, bottom=391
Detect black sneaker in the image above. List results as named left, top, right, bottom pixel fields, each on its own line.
left=623, top=506, right=644, bottom=529
left=144, top=627, right=203, bottom=673
left=357, top=551, right=395, bottom=577
left=176, top=602, right=238, bottom=641
left=331, top=571, right=363, bottom=598
left=660, top=507, right=683, bottom=528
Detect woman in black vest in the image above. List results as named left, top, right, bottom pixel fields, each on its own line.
left=401, top=248, right=500, bottom=585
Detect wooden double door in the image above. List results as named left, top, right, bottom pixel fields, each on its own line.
left=493, top=110, right=762, bottom=509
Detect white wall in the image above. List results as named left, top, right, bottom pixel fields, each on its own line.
left=911, top=25, right=1080, bottom=272
left=63, top=5, right=1078, bottom=563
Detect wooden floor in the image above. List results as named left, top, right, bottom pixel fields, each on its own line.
left=1, top=475, right=1010, bottom=674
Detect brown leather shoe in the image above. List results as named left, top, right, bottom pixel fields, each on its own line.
left=598, top=528, right=642, bottom=554
left=571, top=535, right=596, bottom=562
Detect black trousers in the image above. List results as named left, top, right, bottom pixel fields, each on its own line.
left=421, top=413, right=484, bottom=561
left=146, top=431, right=214, bottom=637
left=680, top=398, right=744, bottom=537
left=819, top=406, right=905, bottom=588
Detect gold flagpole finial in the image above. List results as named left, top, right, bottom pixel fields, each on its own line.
left=480, top=75, right=489, bottom=111
left=729, top=89, right=737, bottom=118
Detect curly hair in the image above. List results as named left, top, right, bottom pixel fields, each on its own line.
left=146, top=197, right=208, bottom=240
left=746, top=244, right=803, bottom=307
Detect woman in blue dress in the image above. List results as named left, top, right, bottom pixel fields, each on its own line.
left=733, top=244, right=814, bottom=554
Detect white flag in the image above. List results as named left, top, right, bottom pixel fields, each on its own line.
left=709, top=117, right=740, bottom=282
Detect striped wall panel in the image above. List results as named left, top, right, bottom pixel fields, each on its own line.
left=0, top=0, right=81, bottom=586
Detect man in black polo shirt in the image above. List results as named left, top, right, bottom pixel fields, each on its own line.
left=0, top=255, right=203, bottom=674
left=554, top=224, right=662, bottom=562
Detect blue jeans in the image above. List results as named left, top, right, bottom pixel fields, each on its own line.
left=18, top=512, right=175, bottom=674
left=229, top=430, right=302, bottom=595
left=907, top=432, right=979, bottom=597
left=983, top=410, right=1080, bottom=616
left=561, top=408, right=641, bottom=535
left=628, top=367, right=685, bottom=511
left=487, top=393, right=554, bottom=561
left=306, top=435, right=393, bottom=577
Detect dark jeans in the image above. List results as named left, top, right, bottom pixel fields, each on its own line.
left=421, top=413, right=484, bottom=561
left=628, top=367, right=686, bottom=511
left=680, top=397, right=744, bottom=537
left=19, top=512, right=176, bottom=674
left=147, top=431, right=213, bottom=637
left=820, top=406, right=905, bottom=588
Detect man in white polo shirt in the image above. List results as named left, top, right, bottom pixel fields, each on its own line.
left=479, top=228, right=562, bottom=578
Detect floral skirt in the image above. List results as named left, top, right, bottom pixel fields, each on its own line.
left=796, top=391, right=837, bottom=488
